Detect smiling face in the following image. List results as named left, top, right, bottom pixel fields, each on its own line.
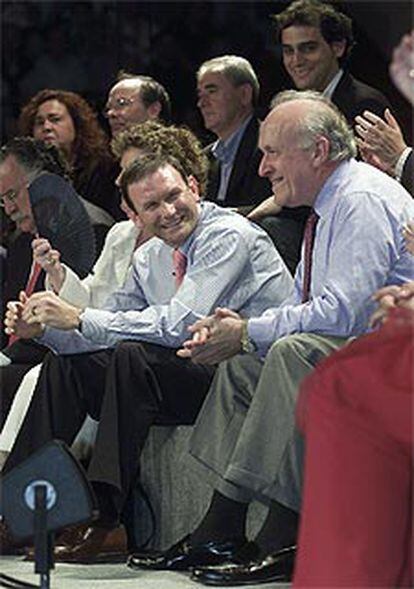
left=281, top=25, right=345, bottom=91
left=32, top=99, right=76, bottom=156
left=197, top=71, right=252, bottom=140
left=258, top=102, right=323, bottom=208
left=127, top=164, right=199, bottom=248
left=0, top=155, right=36, bottom=233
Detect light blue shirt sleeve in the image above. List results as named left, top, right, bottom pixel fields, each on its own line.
left=40, top=225, right=265, bottom=355
left=249, top=166, right=414, bottom=356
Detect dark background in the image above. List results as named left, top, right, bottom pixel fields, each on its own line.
left=1, top=0, right=413, bottom=145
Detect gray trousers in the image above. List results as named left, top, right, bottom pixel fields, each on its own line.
left=190, top=333, right=348, bottom=511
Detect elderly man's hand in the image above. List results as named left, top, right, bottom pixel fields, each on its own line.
left=22, top=291, right=83, bottom=331
left=4, top=292, right=44, bottom=339
left=177, top=308, right=244, bottom=364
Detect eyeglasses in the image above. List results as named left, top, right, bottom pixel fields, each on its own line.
left=0, top=183, right=29, bottom=208
left=103, top=96, right=137, bottom=117
left=0, top=188, right=19, bottom=208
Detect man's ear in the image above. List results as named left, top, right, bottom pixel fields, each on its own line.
left=147, top=101, right=162, bottom=120
left=238, top=83, right=253, bottom=108
left=187, top=175, right=201, bottom=202
left=312, top=135, right=330, bottom=167
left=331, top=39, right=347, bottom=60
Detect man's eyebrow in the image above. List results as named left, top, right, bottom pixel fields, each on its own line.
left=198, top=83, right=218, bottom=92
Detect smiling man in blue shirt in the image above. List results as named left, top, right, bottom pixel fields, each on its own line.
left=129, top=91, right=414, bottom=584
left=2, top=151, right=292, bottom=563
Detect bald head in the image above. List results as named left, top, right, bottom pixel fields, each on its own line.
left=105, top=76, right=170, bottom=136
left=258, top=92, right=355, bottom=208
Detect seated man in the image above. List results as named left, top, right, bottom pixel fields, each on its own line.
left=2, top=152, right=293, bottom=563
left=128, top=90, right=414, bottom=585
left=0, top=120, right=209, bottom=470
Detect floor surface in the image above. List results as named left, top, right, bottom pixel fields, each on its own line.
left=0, top=556, right=291, bottom=588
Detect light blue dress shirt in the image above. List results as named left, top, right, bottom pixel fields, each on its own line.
left=212, top=115, right=252, bottom=202
left=41, top=202, right=293, bottom=355
left=248, top=159, right=414, bottom=356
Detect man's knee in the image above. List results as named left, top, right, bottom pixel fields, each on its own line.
left=266, top=333, right=340, bottom=368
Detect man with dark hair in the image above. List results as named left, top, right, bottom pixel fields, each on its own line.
left=2, top=152, right=293, bottom=563
left=249, top=0, right=392, bottom=247
left=271, top=0, right=390, bottom=122
left=104, top=73, right=171, bottom=136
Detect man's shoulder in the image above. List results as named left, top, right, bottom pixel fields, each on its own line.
left=196, top=202, right=266, bottom=241
left=328, top=160, right=414, bottom=214
left=332, top=72, right=390, bottom=121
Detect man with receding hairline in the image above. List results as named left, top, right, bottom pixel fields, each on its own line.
left=104, top=72, right=171, bottom=136
left=129, top=91, right=414, bottom=585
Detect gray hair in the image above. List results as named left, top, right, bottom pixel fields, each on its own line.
left=197, top=55, right=260, bottom=106
left=271, top=90, right=357, bottom=161
left=0, top=137, right=71, bottom=182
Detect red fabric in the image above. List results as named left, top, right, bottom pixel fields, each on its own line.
left=172, top=249, right=187, bottom=289
left=294, top=308, right=414, bottom=588
left=301, top=210, right=319, bottom=303
left=8, top=261, right=42, bottom=346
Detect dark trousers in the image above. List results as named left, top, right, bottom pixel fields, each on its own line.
left=3, top=340, right=215, bottom=523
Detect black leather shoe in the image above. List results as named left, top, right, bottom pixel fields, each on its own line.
left=127, top=534, right=257, bottom=571
left=191, top=545, right=296, bottom=585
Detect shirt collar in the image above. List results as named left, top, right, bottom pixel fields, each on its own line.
left=211, top=115, right=253, bottom=165
left=313, top=159, right=354, bottom=218
left=323, top=69, right=344, bottom=99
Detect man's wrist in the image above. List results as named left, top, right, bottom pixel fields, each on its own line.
left=240, top=319, right=256, bottom=354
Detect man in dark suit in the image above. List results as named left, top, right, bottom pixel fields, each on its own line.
left=271, top=0, right=390, bottom=124
left=196, top=55, right=271, bottom=211
left=197, top=54, right=309, bottom=275
left=248, top=0, right=392, bottom=265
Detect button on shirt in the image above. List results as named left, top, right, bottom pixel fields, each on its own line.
left=40, top=202, right=293, bottom=355
left=212, top=115, right=252, bottom=202
left=247, top=159, right=414, bottom=357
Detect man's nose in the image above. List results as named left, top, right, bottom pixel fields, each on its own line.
left=290, top=48, right=304, bottom=65
left=197, top=94, right=208, bottom=109
left=258, top=153, right=271, bottom=177
left=3, top=198, right=17, bottom=216
left=162, top=201, right=176, bottom=216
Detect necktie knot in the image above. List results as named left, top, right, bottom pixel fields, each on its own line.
left=172, top=249, right=187, bottom=289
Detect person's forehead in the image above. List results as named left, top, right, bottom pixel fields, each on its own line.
left=109, top=80, right=143, bottom=99
left=133, top=165, right=184, bottom=194
left=197, top=70, right=231, bottom=89
left=37, top=99, right=66, bottom=113
left=0, top=155, right=23, bottom=183
left=281, top=24, right=325, bottom=44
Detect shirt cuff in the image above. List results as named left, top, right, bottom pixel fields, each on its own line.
left=247, top=316, right=275, bottom=358
left=395, top=147, right=412, bottom=181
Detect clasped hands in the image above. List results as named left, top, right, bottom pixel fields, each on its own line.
left=4, top=291, right=82, bottom=339
left=177, top=307, right=245, bottom=365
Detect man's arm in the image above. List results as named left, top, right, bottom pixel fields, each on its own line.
left=30, top=228, right=268, bottom=355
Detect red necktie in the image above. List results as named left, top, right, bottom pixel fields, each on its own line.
left=302, top=211, right=319, bottom=303
left=172, top=249, right=187, bottom=289
left=8, top=261, right=42, bottom=346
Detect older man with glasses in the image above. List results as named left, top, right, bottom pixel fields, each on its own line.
left=104, top=72, right=171, bottom=136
